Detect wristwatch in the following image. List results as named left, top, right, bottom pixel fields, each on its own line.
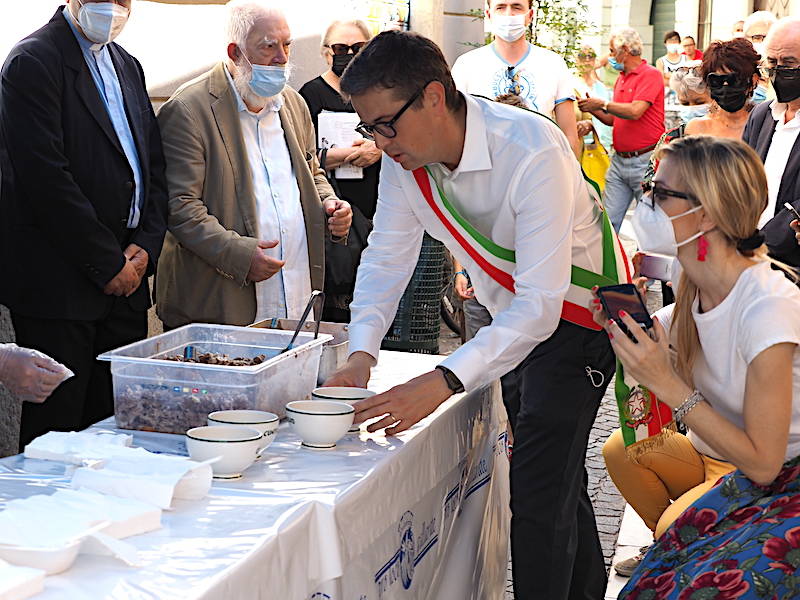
left=435, top=365, right=465, bottom=394
left=602, top=99, right=610, bottom=113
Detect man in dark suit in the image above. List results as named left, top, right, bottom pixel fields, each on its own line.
left=742, top=17, right=800, bottom=267
left=0, top=0, right=168, bottom=450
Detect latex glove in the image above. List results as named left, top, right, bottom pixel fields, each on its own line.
left=0, top=344, right=73, bottom=403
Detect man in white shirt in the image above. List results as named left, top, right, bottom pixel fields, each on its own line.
left=743, top=17, right=800, bottom=267
left=329, top=30, right=624, bottom=599
left=155, top=0, right=352, bottom=328
left=451, top=0, right=580, bottom=159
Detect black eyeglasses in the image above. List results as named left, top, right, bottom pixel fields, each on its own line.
left=326, top=42, right=366, bottom=56
left=355, top=82, right=431, bottom=140
left=767, top=65, right=800, bottom=79
left=749, top=34, right=767, bottom=43
left=640, top=181, right=698, bottom=208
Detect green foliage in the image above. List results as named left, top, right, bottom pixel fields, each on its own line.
left=461, top=1, right=596, bottom=68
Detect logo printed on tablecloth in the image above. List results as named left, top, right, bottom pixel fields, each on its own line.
left=374, top=511, right=438, bottom=598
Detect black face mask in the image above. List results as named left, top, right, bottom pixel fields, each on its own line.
left=332, top=53, right=354, bottom=77
left=708, top=82, right=750, bottom=112
left=771, top=66, right=800, bottom=103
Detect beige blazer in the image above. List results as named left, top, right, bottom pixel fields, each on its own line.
left=155, top=63, right=337, bottom=328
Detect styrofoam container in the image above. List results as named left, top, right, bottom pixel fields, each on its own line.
left=0, top=559, right=45, bottom=600
left=0, top=540, right=83, bottom=575
left=98, top=324, right=332, bottom=434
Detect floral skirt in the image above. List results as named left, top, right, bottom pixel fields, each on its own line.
left=620, top=456, right=800, bottom=600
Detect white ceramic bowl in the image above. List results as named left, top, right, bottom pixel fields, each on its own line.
left=285, top=400, right=354, bottom=448
left=185, top=425, right=262, bottom=479
left=208, top=410, right=279, bottom=453
left=312, top=387, right=376, bottom=432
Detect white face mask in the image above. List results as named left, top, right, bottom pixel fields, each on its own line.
left=631, top=200, right=704, bottom=257
left=752, top=42, right=766, bottom=59
left=76, top=0, right=129, bottom=45
left=666, top=43, right=682, bottom=54
left=491, top=14, right=527, bottom=43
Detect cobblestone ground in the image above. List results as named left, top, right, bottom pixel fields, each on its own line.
left=437, top=322, right=626, bottom=599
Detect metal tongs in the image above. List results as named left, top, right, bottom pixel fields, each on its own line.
left=279, top=290, right=325, bottom=354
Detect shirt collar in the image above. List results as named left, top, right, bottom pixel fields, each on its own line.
left=223, top=64, right=284, bottom=116
left=622, top=59, right=648, bottom=78
left=62, top=6, right=104, bottom=53
left=768, top=99, right=800, bottom=125
left=434, top=94, right=492, bottom=177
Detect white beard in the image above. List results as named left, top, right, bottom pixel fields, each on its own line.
left=231, top=62, right=290, bottom=112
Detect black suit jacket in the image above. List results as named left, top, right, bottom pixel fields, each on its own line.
left=0, top=8, right=168, bottom=320
left=742, top=101, right=800, bottom=267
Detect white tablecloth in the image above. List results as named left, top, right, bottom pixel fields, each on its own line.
left=0, top=351, right=510, bottom=600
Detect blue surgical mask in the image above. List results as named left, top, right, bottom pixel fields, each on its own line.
left=751, top=84, right=768, bottom=105
left=242, top=52, right=287, bottom=98
left=76, top=0, right=129, bottom=45
left=608, top=56, right=624, bottom=72
left=681, top=103, right=709, bottom=123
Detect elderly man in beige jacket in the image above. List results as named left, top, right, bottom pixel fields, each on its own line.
left=156, top=0, right=352, bottom=328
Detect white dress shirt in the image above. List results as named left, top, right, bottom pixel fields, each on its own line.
left=348, top=94, right=604, bottom=392
left=225, top=69, right=311, bottom=322
left=761, top=100, right=800, bottom=228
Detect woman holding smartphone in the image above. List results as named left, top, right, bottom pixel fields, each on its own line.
left=592, top=135, right=800, bottom=597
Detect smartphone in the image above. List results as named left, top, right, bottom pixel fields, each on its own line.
left=596, top=283, right=653, bottom=339
left=638, top=253, right=676, bottom=282
left=784, top=202, right=800, bottom=223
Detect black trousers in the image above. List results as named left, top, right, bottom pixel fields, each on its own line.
left=507, top=320, right=615, bottom=600
left=12, top=299, right=147, bottom=451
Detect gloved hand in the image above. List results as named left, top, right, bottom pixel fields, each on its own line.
left=0, top=343, right=73, bottom=403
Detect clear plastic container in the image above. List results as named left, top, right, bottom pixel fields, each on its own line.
left=97, top=324, right=332, bottom=434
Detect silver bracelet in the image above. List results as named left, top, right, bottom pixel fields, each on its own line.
left=674, top=389, right=705, bottom=424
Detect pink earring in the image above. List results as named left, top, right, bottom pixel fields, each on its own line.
left=697, top=234, right=709, bottom=262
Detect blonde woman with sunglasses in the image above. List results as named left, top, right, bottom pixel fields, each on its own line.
left=592, top=136, right=800, bottom=597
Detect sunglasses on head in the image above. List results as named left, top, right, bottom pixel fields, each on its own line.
left=327, top=42, right=366, bottom=56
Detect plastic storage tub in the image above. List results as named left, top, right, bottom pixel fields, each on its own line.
left=98, top=324, right=332, bottom=434
left=250, top=319, right=349, bottom=385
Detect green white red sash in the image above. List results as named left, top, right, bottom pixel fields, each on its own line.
left=614, top=361, right=677, bottom=458
left=411, top=166, right=631, bottom=330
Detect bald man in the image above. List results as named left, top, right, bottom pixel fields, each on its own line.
left=743, top=17, right=800, bottom=267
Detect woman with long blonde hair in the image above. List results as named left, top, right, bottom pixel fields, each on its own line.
left=591, top=135, right=800, bottom=597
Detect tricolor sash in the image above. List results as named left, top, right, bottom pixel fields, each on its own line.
left=411, top=165, right=630, bottom=330
left=412, top=162, right=673, bottom=457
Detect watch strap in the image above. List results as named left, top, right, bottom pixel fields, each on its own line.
left=435, top=365, right=465, bottom=394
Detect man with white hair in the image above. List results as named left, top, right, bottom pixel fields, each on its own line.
left=156, top=0, right=352, bottom=328
left=744, top=10, right=777, bottom=103
left=578, top=28, right=665, bottom=231
left=743, top=16, right=800, bottom=267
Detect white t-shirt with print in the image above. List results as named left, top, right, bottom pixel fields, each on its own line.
left=655, top=261, right=800, bottom=462
left=451, top=42, right=575, bottom=118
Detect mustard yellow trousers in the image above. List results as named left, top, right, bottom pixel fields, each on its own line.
left=603, top=429, right=736, bottom=539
